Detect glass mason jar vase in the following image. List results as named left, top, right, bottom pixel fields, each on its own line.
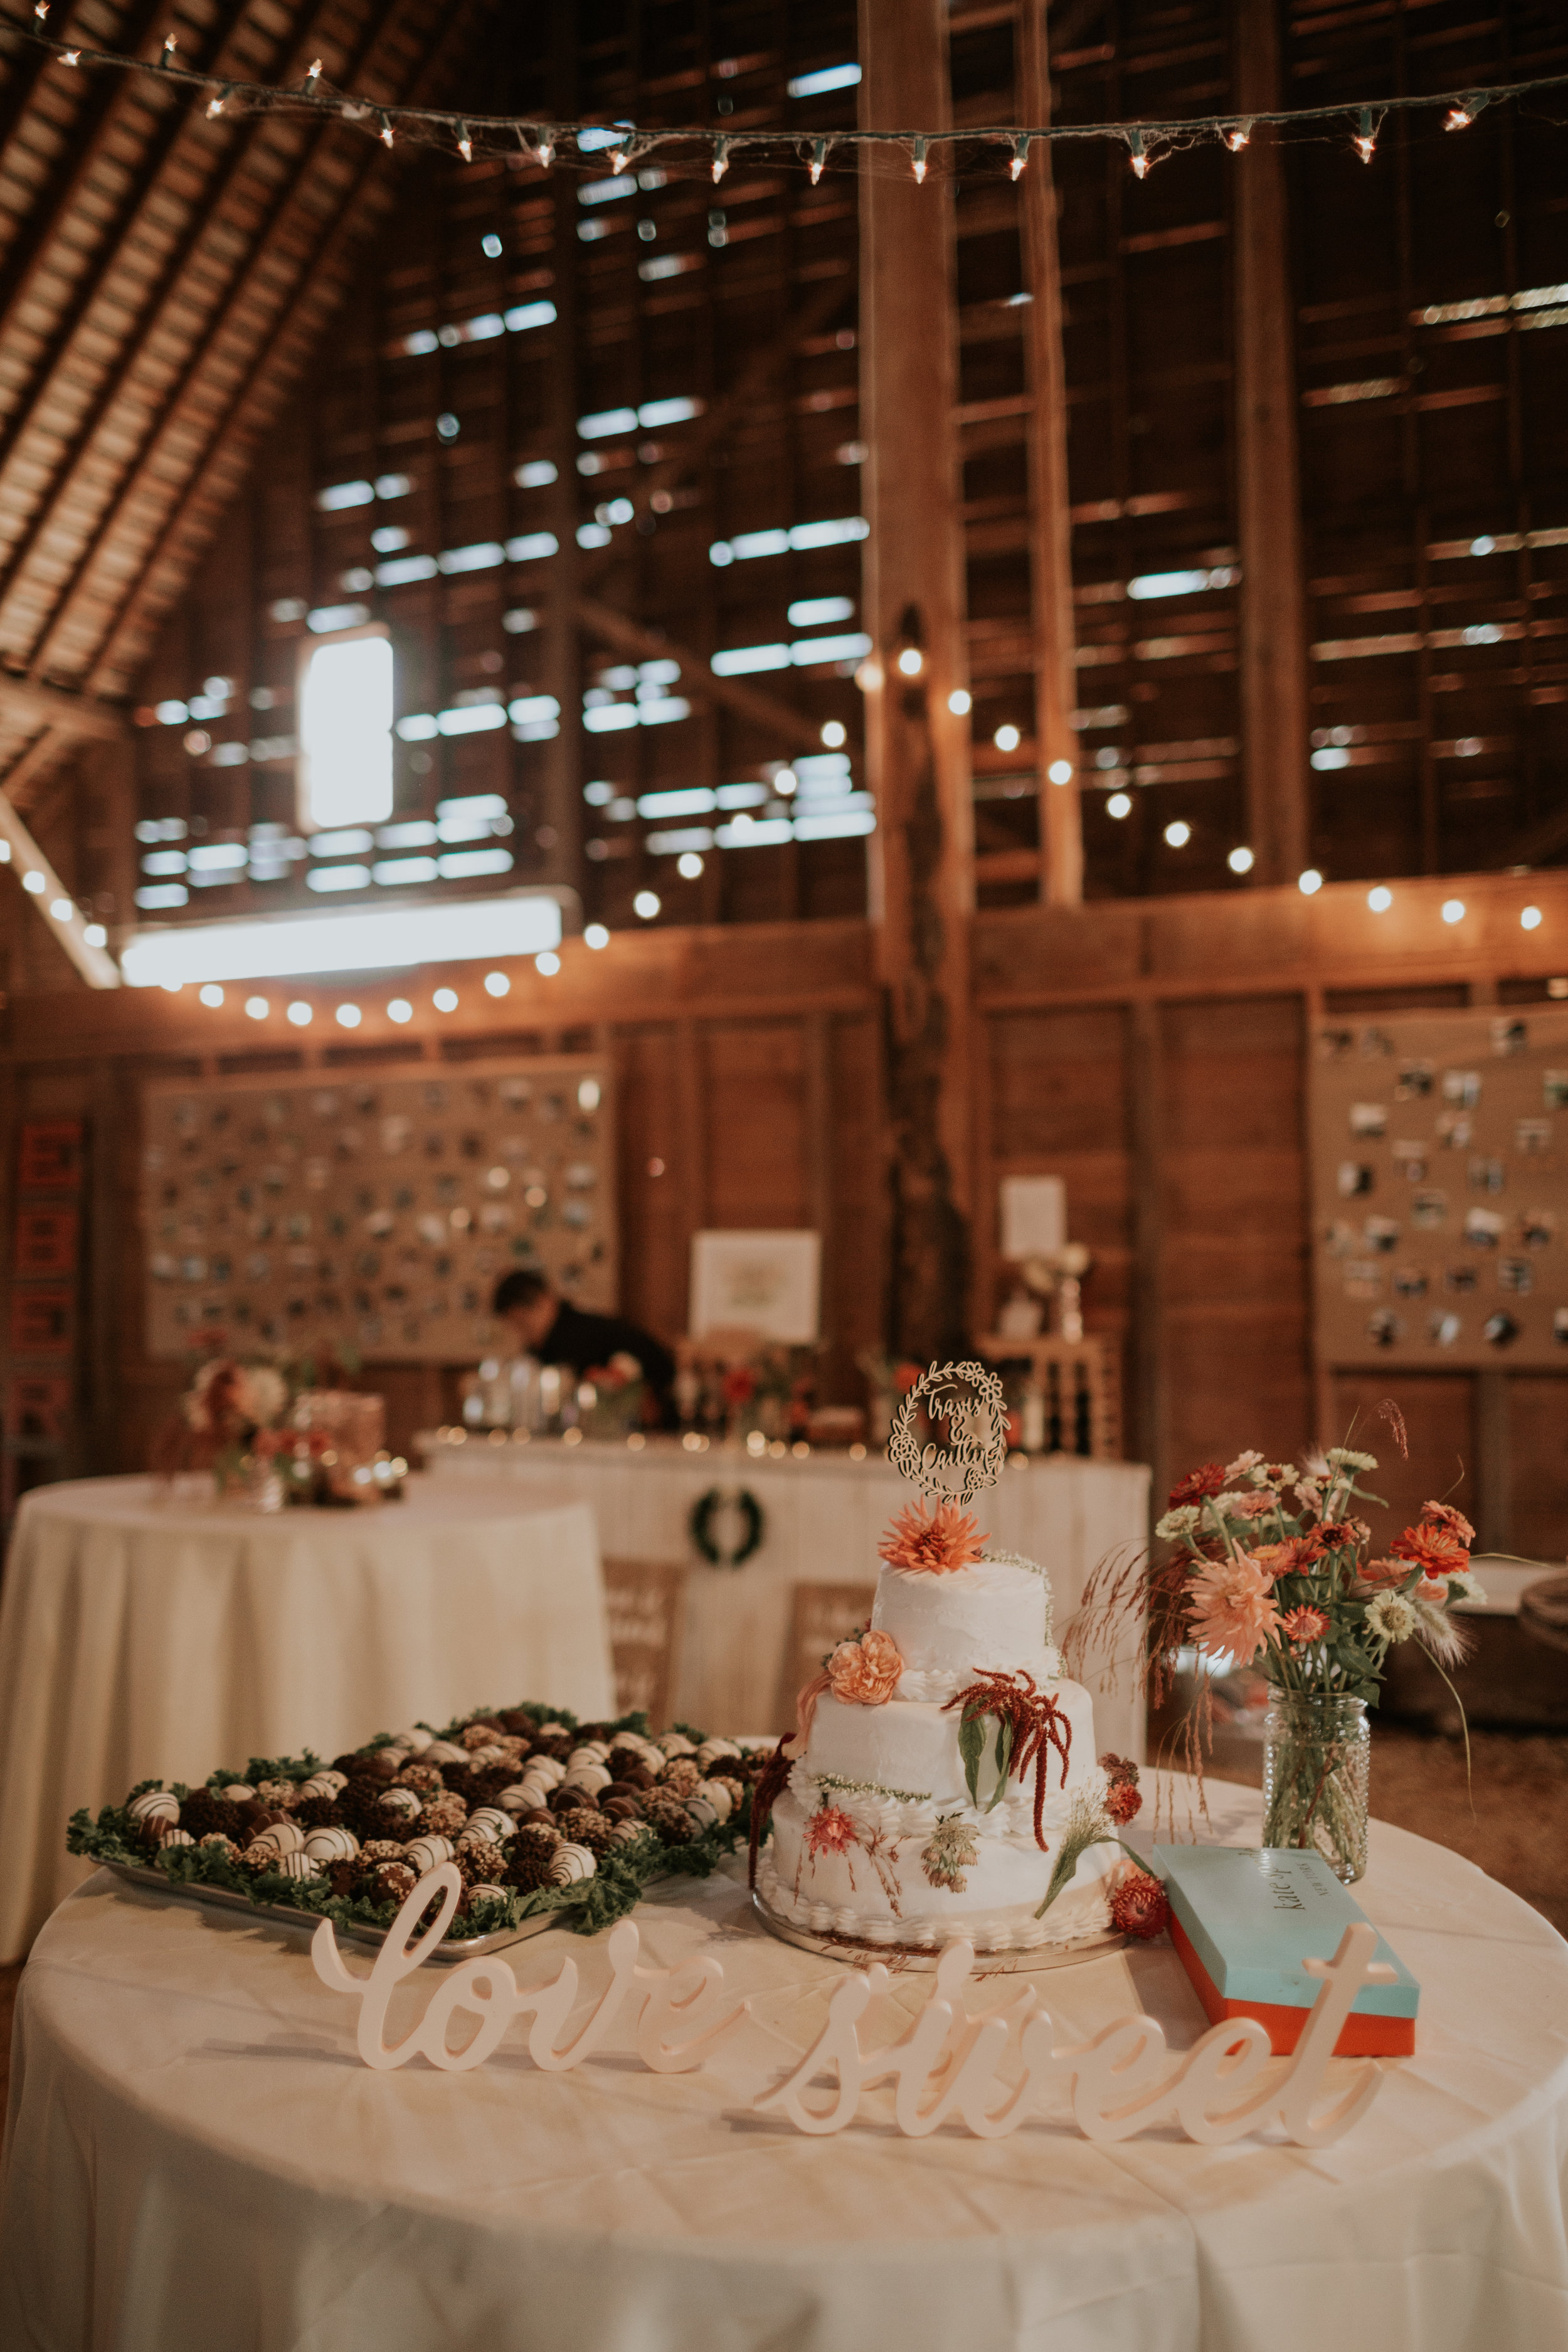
left=1261, top=1690, right=1370, bottom=1883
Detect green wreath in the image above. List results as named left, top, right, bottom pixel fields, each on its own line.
left=690, top=1485, right=765, bottom=1569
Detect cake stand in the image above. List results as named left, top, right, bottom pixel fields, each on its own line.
left=750, top=1882, right=1126, bottom=1972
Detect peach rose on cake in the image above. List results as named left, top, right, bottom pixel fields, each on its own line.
left=826, top=1628, right=902, bottom=1707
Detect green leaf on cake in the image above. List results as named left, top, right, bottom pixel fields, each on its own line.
left=986, top=1716, right=1015, bottom=1811
left=957, top=1708, right=987, bottom=1807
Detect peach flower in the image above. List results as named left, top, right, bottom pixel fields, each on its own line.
left=1186, top=1552, right=1281, bottom=1663
left=877, top=1500, right=987, bottom=1576
left=827, top=1628, right=902, bottom=1707
left=1390, top=1523, right=1469, bottom=1581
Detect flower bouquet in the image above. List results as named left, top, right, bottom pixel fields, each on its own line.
left=581, top=1352, right=646, bottom=1439
left=1074, top=1430, right=1482, bottom=1882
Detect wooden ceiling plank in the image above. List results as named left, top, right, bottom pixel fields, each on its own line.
left=0, top=670, right=126, bottom=741
left=0, top=0, right=382, bottom=664
left=0, top=1, right=252, bottom=521
left=83, top=0, right=488, bottom=698
left=0, top=723, right=59, bottom=809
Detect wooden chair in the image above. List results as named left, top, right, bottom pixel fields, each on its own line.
left=775, top=1579, right=878, bottom=1734
left=600, top=1558, right=689, bottom=1728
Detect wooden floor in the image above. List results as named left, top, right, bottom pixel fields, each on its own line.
left=2, top=1726, right=1564, bottom=2121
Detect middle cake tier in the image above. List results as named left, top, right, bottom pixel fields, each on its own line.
left=802, top=1681, right=1099, bottom=1808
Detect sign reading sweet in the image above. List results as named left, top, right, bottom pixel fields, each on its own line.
left=312, top=1864, right=1396, bottom=2146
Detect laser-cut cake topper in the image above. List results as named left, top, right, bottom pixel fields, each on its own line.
left=887, top=1359, right=1010, bottom=1507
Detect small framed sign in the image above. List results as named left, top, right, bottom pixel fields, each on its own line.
left=688, top=1229, right=820, bottom=1343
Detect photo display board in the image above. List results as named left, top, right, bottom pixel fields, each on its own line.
left=141, top=1056, right=615, bottom=1364
left=1311, top=1005, right=1568, bottom=1369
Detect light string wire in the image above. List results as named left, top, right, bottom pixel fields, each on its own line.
left=6, top=12, right=1568, bottom=174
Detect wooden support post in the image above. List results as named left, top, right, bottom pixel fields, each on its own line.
left=539, top=26, right=585, bottom=905
left=1128, top=999, right=1167, bottom=1530
left=859, top=0, right=974, bottom=1362
left=1234, top=1, right=1310, bottom=889
left=1017, top=5, right=1083, bottom=907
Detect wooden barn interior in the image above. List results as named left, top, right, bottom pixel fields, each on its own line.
left=3, top=9, right=1568, bottom=2312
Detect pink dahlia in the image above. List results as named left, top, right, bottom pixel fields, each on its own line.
left=1186, top=1552, right=1281, bottom=1663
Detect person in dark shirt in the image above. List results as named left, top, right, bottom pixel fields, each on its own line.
left=491, top=1269, right=675, bottom=1422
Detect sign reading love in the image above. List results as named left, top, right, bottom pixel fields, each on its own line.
left=311, top=1864, right=1396, bottom=2147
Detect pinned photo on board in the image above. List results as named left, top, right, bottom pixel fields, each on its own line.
left=1411, top=1189, right=1448, bottom=1229
left=1366, top=1308, right=1402, bottom=1348
left=1555, top=1308, right=1568, bottom=1347
left=1395, top=1059, right=1434, bottom=1100
left=1498, top=1258, right=1534, bottom=1295
left=1515, top=1118, right=1553, bottom=1155
left=1445, top=1265, right=1479, bottom=1295
left=1317, top=1027, right=1354, bottom=1061
left=1544, top=1071, right=1568, bottom=1111
left=1358, top=1025, right=1396, bottom=1059
left=1436, top=1111, right=1473, bottom=1150
left=1343, top=1261, right=1382, bottom=1301
left=1350, top=1102, right=1389, bottom=1138
left=1338, top=1161, right=1374, bottom=1198
left=1468, top=1157, right=1506, bottom=1196
left=1521, top=1209, right=1557, bottom=1249
left=1442, top=1071, right=1481, bottom=1109
left=1490, top=1017, right=1528, bottom=1057
left=1323, top=1219, right=1359, bottom=1257
left=1362, top=1216, right=1401, bottom=1253
left=1463, top=1207, right=1506, bottom=1248
left=1392, top=1266, right=1428, bottom=1299
left=1428, top=1311, right=1463, bottom=1348
left=1483, top=1311, right=1520, bottom=1348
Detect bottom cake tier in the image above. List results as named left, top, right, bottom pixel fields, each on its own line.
left=763, top=1784, right=1120, bottom=1952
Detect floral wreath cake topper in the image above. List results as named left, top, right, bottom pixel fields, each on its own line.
left=887, top=1359, right=1010, bottom=1507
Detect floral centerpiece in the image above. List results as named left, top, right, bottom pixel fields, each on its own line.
left=1078, top=1420, right=1482, bottom=1882
left=581, top=1351, right=646, bottom=1439
left=156, top=1339, right=366, bottom=1508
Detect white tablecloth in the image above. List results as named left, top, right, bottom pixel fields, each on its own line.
left=4, top=1780, right=1565, bottom=2352
left=0, top=1475, right=613, bottom=1964
left=420, top=1434, right=1151, bottom=1754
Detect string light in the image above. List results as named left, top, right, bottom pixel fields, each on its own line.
left=457, top=122, right=473, bottom=162
left=711, top=136, right=729, bottom=183
left=1354, top=107, right=1377, bottom=163
left=206, top=89, right=228, bottom=117
left=537, top=137, right=553, bottom=167
left=1224, top=122, right=1251, bottom=151
left=33, top=2, right=47, bottom=19
left=380, top=113, right=394, bottom=148
left=1446, top=95, right=1488, bottom=130
left=608, top=146, right=627, bottom=173
left=809, top=137, right=827, bottom=184
left=162, top=32, right=176, bottom=58
left=1128, top=127, right=1149, bottom=178
left=61, top=46, right=78, bottom=64
left=306, top=57, right=321, bottom=83
left=911, top=135, right=928, bottom=184
left=1009, top=133, right=1029, bottom=181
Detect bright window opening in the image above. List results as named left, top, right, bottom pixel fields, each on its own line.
left=297, top=630, right=395, bottom=833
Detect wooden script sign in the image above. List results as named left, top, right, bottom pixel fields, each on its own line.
left=140, top=1055, right=616, bottom=1364
left=312, top=1865, right=1394, bottom=2147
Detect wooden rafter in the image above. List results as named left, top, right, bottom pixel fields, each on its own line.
left=18, top=0, right=433, bottom=681
left=0, top=672, right=126, bottom=743
left=82, top=0, right=487, bottom=699
left=573, top=593, right=825, bottom=753
left=0, top=791, right=119, bottom=989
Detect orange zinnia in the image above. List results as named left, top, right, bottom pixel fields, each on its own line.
left=1390, top=1523, right=1469, bottom=1581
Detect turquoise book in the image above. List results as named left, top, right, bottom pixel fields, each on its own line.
left=1153, top=1845, right=1419, bottom=2055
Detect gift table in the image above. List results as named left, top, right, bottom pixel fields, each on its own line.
left=4, top=1779, right=1566, bottom=2352
left=417, top=1431, right=1151, bottom=1756
left=0, top=1475, right=613, bottom=1965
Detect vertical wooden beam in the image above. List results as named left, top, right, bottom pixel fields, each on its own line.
left=1128, top=996, right=1167, bottom=1524
left=539, top=29, right=586, bottom=908
left=1234, top=1, right=1310, bottom=889
left=1017, top=5, right=1083, bottom=907
left=859, top=0, right=974, bottom=1361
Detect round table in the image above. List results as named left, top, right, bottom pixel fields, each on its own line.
left=0, top=1475, right=613, bottom=1965
left=4, top=1781, right=1565, bottom=2352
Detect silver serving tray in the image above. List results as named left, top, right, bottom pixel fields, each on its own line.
left=751, top=1885, right=1126, bottom=1973
left=105, top=1861, right=569, bottom=1963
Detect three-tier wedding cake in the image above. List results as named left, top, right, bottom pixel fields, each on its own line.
left=755, top=1362, right=1138, bottom=1955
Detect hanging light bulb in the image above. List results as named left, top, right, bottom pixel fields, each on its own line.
left=911, top=136, right=928, bottom=185
left=608, top=146, right=627, bottom=173
left=1128, top=128, right=1149, bottom=179
left=33, top=1, right=48, bottom=19
left=61, top=46, right=78, bottom=63
left=1445, top=98, right=1483, bottom=131
left=380, top=114, right=395, bottom=148
left=712, top=136, right=729, bottom=183
left=306, top=57, right=322, bottom=82
left=162, top=31, right=176, bottom=56
left=1009, top=133, right=1030, bottom=181
left=458, top=123, right=473, bottom=162
left=809, top=137, right=827, bottom=185
left=206, top=90, right=226, bottom=117
left=1353, top=107, right=1377, bottom=164
left=1224, top=122, right=1251, bottom=152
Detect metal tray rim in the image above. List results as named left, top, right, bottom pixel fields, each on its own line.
left=103, top=1860, right=568, bottom=1962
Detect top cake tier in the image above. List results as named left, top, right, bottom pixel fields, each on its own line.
left=873, top=1554, right=1054, bottom=1687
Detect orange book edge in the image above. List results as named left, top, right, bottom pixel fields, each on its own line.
left=1168, top=1912, right=1415, bottom=2058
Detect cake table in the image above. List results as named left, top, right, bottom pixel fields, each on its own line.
left=4, top=1779, right=1565, bottom=2352
left=0, top=1474, right=614, bottom=1965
